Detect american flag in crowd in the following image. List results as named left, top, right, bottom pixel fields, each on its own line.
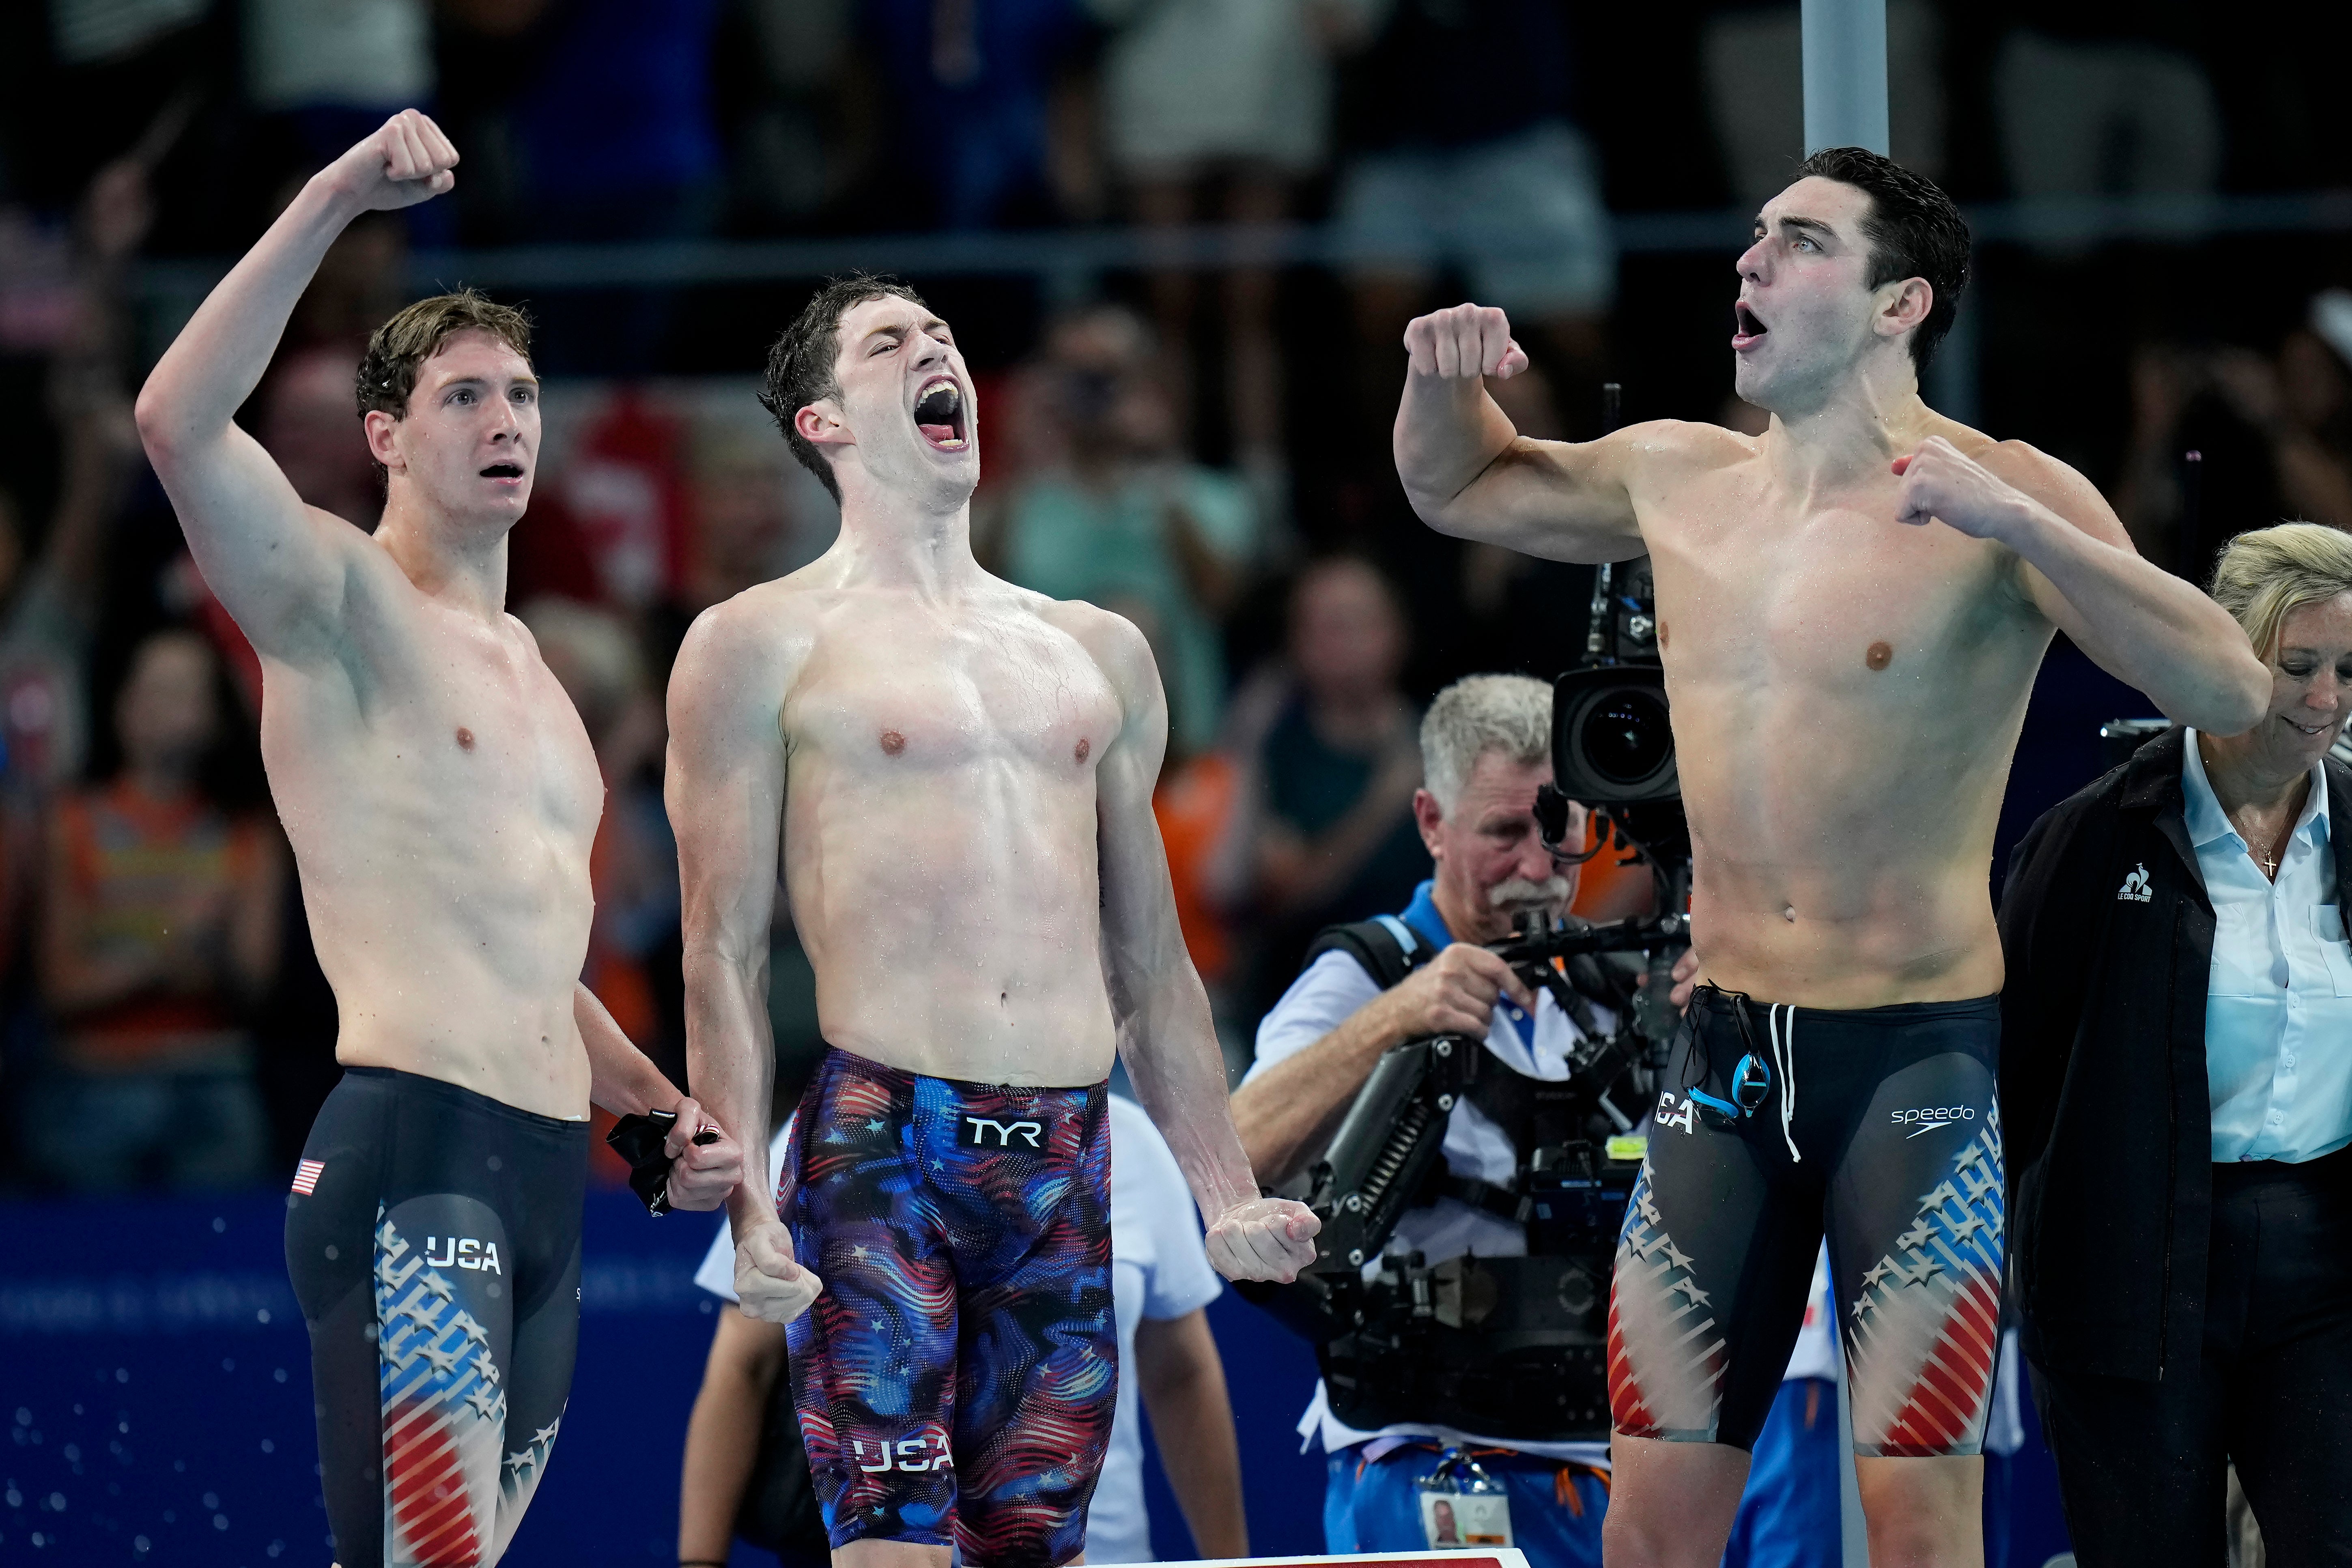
left=291, top=1158, right=325, bottom=1196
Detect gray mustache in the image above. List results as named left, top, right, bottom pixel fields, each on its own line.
left=1488, top=875, right=1573, bottom=908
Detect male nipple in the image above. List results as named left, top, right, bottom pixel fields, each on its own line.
left=456, top=727, right=476, bottom=750
left=1865, top=641, right=1893, bottom=671
left=1074, top=737, right=1090, bottom=763
left=880, top=729, right=906, bottom=756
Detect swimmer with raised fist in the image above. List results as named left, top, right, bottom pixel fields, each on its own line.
left=135, top=110, right=745, bottom=1568
left=667, top=274, right=1319, bottom=1568
left=1394, top=147, right=2269, bottom=1567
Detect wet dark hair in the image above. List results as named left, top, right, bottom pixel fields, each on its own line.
left=355, top=288, right=534, bottom=422
left=757, top=273, right=932, bottom=502
left=1792, top=146, right=1970, bottom=372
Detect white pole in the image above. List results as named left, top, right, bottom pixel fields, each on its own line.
left=1801, top=0, right=1889, bottom=156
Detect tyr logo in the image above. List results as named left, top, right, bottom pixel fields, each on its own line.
left=960, top=1116, right=1045, bottom=1150
left=425, top=1235, right=503, bottom=1274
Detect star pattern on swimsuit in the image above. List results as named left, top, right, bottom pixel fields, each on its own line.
left=418, top=1340, right=461, bottom=1376
left=1635, top=1190, right=1661, bottom=1226
left=1949, top=1212, right=1989, bottom=1243
left=1899, top=1253, right=1944, bottom=1288
left=850, top=1244, right=870, bottom=1261
left=450, top=1310, right=488, bottom=1346
left=504, top=1446, right=536, bottom=1479
left=1661, top=1238, right=1695, bottom=1271
left=1861, top=1257, right=1897, bottom=1290
left=1896, top=1220, right=1935, bottom=1252
left=1670, top=1276, right=1711, bottom=1307
left=866, top=1118, right=887, bottom=1133
left=422, top=1270, right=454, bottom=1302
left=464, top=1385, right=501, bottom=1420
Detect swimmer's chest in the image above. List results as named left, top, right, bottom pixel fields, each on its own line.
left=785, top=611, right=1120, bottom=778
left=293, top=626, right=603, bottom=846
left=1650, top=487, right=2026, bottom=696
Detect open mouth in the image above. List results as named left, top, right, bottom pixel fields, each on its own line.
left=2287, top=715, right=2335, bottom=737
left=480, top=462, right=525, bottom=480
left=912, top=377, right=968, bottom=451
left=1732, top=302, right=1769, bottom=350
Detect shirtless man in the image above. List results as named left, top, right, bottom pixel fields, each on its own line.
left=1393, top=147, right=2269, bottom=1566
left=134, top=111, right=744, bottom=1568
left=667, top=273, right=1319, bottom=1568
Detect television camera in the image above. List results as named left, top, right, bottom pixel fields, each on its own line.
left=1248, top=424, right=1692, bottom=1440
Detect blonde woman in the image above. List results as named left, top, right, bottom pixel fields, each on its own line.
left=2001, top=521, right=2352, bottom=1566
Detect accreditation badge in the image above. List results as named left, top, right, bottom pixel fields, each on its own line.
left=1414, top=1447, right=1514, bottom=1549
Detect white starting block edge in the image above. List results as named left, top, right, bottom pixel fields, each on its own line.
left=1140, top=1553, right=1532, bottom=1568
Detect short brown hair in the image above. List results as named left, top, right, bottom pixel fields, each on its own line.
left=758, top=273, right=930, bottom=502
left=356, top=288, right=533, bottom=422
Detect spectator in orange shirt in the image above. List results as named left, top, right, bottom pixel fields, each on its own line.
left=32, top=629, right=284, bottom=1190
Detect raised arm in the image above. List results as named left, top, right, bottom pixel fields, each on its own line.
left=668, top=603, right=818, bottom=1319
left=1394, top=302, right=1647, bottom=561
left=1893, top=435, right=2270, bottom=734
left=133, top=111, right=457, bottom=662
left=1082, top=610, right=1318, bottom=1282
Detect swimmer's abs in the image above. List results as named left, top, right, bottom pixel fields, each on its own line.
left=809, top=965, right=1119, bottom=1086
left=329, top=1012, right=592, bottom=1122
left=1692, top=901, right=2006, bottom=1011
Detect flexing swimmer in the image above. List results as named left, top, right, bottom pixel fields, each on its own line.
left=1394, top=148, right=2270, bottom=1567
left=668, top=274, right=1319, bottom=1568
left=135, top=112, right=743, bottom=1568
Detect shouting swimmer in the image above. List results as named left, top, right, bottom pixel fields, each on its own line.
left=667, top=274, right=1319, bottom=1568
left=1393, top=148, right=2268, bottom=1566
left=135, top=111, right=745, bottom=1567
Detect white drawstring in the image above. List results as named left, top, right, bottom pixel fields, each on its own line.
left=1770, top=1004, right=1800, bottom=1162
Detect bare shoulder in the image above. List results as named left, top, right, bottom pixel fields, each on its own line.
left=669, top=573, right=825, bottom=734
left=1619, top=417, right=1757, bottom=470
left=1959, top=426, right=2128, bottom=541
left=1029, top=592, right=1157, bottom=699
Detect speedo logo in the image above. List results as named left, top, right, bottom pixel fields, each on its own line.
left=1891, top=1106, right=1976, bottom=1138
left=959, top=1115, right=1044, bottom=1150
left=853, top=1434, right=954, bottom=1473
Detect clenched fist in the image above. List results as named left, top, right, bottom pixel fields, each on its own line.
left=1205, top=1195, right=1321, bottom=1283
left=1404, top=303, right=1530, bottom=383
left=1891, top=435, right=2031, bottom=543
left=325, top=109, right=460, bottom=213
left=733, top=1218, right=824, bottom=1324
left=659, top=1096, right=744, bottom=1212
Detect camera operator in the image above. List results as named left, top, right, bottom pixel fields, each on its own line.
left=1233, top=673, right=1627, bottom=1561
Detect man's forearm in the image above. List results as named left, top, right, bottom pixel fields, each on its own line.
left=2006, top=501, right=2270, bottom=732
left=1136, top=1312, right=1247, bottom=1560
left=577, top=982, right=678, bottom=1118
left=684, top=946, right=777, bottom=1234
left=1229, top=995, right=1405, bottom=1187
left=678, top=1319, right=784, bottom=1564
left=138, top=174, right=357, bottom=447
left=1394, top=372, right=1518, bottom=522
left=1120, top=981, right=1263, bottom=1220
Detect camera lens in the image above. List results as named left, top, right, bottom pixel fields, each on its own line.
left=1579, top=688, right=1672, bottom=787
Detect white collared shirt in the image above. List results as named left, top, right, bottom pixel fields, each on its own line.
left=2182, top=730, right=2352, bottom=1164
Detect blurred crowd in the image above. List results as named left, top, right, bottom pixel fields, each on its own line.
left=3, top=0, right=2352, bottom=1194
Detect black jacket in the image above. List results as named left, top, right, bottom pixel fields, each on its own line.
left=1998, top=725, right=2352, bottom=1381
